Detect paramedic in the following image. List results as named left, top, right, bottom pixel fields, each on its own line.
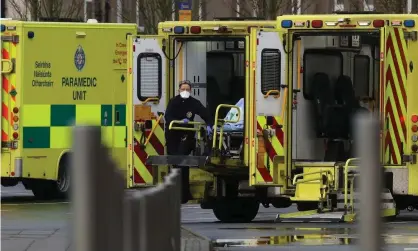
left=165, top=80, right=213, bottom=204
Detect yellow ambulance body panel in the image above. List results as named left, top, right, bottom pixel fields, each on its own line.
left=1, top=20, right=137, bottom=198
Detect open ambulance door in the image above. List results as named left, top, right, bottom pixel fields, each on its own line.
left=249, top=28, right=289, bottom=187
left=127, top=35, right=167, bottom=187
left=1, top=35, right=18, bottom=177
left=380, top=27, right=409, bottom=166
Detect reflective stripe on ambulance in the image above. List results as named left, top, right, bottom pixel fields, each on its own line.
left=384, top=28, right=408, bottom=165
left=256, top=115, right=284, bottom=183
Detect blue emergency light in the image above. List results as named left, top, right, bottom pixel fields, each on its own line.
left=1, top=25, right=5, bottom=32
left=404, top=20, right=415, bottom=28
left=174, top=26, right=185, bottom=34
left=281, top=20, right=293, bottom=28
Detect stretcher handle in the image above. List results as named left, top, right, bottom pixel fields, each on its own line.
left=212, top=104, right=241, bottom=149
left=263, top=90, right=280, bottom=99
left=143, top=114, right=164, bottom=146
left=1, top=59, right=13, bottom=74
left=142, top=97, right=160, bottom=104
left=169, top=120, right=204, bottom=131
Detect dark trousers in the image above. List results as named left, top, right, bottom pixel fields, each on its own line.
left=166, top=132, right=195, bottom=204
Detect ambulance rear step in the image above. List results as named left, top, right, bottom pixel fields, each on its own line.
left=275, top=210, right=346, bottom=223
left=146, top=155, right=209, bottom=167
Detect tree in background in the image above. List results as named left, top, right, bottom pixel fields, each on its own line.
left=137, top=0, right=177, bottom=34
left=119, top=0, right=208, bottom=34
left=7, top=0, right=84, bottom=21
left=347, top=0, right=407, bottom=13
left=373, top=0, right=407, bottom=13
left=225, top=0, right=313, bottom=19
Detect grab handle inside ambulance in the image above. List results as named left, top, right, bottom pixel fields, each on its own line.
left=142, top=97, right=160, bottom=104
left=212, top=104, right=241, bottom=150
left=263, top=90, right=280, bottom=99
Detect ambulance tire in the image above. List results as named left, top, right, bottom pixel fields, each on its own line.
left=212, top=198, right=259, bottom=223
left=55, top=155, right=71, bottom=199
left=31, top=156, right=70, bottom=200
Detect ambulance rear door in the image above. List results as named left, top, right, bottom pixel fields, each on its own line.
left=1, top=33, right=19, bottom=178
left=127, top=35, right=167, bottom=187
left=405, top=23, right=418, bottom=194
left=249, top=28, right=289, bottom=187
left=380, top=27, right=409, bottom=166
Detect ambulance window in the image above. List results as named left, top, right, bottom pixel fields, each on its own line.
left=353, top=55, right=370, bottom=98
left=137, top=53, right=162, bottom=101
left=261, top=49, right=281, bottom=95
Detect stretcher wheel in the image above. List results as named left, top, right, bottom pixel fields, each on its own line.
left=212, top=198, right=259, bottom=223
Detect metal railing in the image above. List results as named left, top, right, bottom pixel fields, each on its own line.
left=343, top=157, right=359, bottom=214
left=71, top=126, right=181, bottom=251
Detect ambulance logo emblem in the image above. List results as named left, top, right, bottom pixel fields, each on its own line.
left=186, top=111, right=192, bottom=118
left=74, top=45, right=86, bottom=71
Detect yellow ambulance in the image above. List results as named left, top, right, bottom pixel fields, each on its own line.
left=126, top=19, right=277, bottom=201
left=271, top=13, right=418, bottom=222
left=132, top=13, right=418, bottom=223
left=1, top=19, right=137, bottom=199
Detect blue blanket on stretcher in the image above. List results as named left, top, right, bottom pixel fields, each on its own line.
left=222, top=98, right=244, bottom=132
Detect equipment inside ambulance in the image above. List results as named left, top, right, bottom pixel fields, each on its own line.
left=293, top=33, right=380, bottom=162
left=171, top=38, right=247, bottom=157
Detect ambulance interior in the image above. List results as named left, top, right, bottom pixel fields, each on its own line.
left=292, top=31, right=381, bottom=162
left=174, top=38, right=246, bottom=157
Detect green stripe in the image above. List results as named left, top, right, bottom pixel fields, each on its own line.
left=101, top=105, right=113, bottom=126
left=23, top=127, right=50, bottom=148
left=51, top=105, right=76, bottom=126
left=23, top=104, right=127, bottom=149
left=114, top=104, right=126, bottom=126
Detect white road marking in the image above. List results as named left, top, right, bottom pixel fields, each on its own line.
left=1, top=192, right=33, bottom=195
left=1, top=202, right=69, bottom=206
left=182, top=206, right=201, bottom=209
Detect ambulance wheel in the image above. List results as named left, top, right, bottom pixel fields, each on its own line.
left=31, top=155, right=71, bottom=200
left=55, top=154, right=71, bottom=198
left=213, top=198, right=259, bottom=223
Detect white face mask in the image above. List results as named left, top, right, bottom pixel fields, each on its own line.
left=180, top=90, right=190, bottom=99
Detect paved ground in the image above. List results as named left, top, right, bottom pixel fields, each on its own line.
left=3, top=184, right=418, bottom=251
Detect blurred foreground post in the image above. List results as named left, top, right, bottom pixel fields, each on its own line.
left=125, top=168, right=181, bottom=251
left=355, top=114, right=383, bottom=251
left=71, top=126, right=181, bottom=251
left=72, top=126, right=125, bottom=251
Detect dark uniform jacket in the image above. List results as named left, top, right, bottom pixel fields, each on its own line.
left=164, top=95, right=212, bottom=154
